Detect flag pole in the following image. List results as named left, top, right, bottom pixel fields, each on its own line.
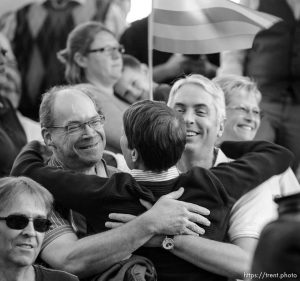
left=148, top=0, right=154, bottom=100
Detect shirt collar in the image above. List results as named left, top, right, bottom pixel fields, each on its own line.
left=214, top=148, right=232, bottom=166
left=48, top=155, right=64, bottom=169
left=130, top=166, right=180, bottom=182
left=48, top=155, right=107, bottom=176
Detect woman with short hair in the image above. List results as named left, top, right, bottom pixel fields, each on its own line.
left=0, top=176, right=79, bottom=281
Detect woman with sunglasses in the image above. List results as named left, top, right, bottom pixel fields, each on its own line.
left=58, top=21, right=128, bottom=154
left=0, top=176, right=79, bottom=281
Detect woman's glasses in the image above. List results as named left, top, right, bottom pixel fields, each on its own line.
left=0, top=214, right=52, bottom=233
left=87, top=45, right=125, bottom=56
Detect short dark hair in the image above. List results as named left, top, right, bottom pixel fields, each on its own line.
left=123, top=100, right=186, bottom=172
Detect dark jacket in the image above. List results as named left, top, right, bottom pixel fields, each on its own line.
left=0, top=96, right=26, bottom=176
left=245, top=0, right=300, bottom=103
left=11, top=141, right=292, bottom=281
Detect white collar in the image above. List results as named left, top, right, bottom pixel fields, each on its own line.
left=214, top=148, right=232, bottom=166
left=130, top=166, right=180, bottom=182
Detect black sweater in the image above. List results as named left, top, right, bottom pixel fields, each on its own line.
left=11, top=141, right=293, bottom=281
left=0, top=96, right=27, bottom=176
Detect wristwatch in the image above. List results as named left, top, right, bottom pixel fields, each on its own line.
left=161, top=236, right=175, bottom=250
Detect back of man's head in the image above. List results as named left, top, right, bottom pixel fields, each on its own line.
left=123, top=100, right=186, bottom=172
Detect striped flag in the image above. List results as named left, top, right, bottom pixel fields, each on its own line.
left=152, top=0, right=280, bottom=54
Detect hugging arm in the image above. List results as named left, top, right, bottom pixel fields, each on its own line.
left=11, top=141, right=208, bottom=236
left=105, top=141, right=292, bottom=278
left=172, top=141, right=292, bottom=277
left=11, top=141, right=112, bottom=214
left=106, top=210, right=252, bottom=279
left=41, top=190, right=208, bottom=278
left=212, top=141, right=293, bottom=199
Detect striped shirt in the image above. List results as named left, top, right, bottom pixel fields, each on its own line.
left=130, top=166, right=180, bottom=182
left=41, top=157, right=111, bottom=250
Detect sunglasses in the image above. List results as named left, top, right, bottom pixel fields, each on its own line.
left=0, top=214, right=52, bottom=233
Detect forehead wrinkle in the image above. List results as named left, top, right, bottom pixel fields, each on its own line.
left=1, top=194, right=47, bottom=218
left=53, top=90, right=97, bottom=124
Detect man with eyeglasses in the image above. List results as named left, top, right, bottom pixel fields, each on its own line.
left=17, top=84, right=208, bottom=280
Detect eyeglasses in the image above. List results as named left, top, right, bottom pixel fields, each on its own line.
left=87, top=45, right=125, bottom=56
left=48, top=115, right=105, bottom=135
left=0, top=214, right=52, bottom=232
left=227, top=105, right=263, bottom=119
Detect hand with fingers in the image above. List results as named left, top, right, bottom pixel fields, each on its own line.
left=105, top=187, right=211, bottom=246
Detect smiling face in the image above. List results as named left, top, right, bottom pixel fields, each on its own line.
left=114, top=66, right=149, bottom=103
left=0, top=193, right=47, bottom=268
left=169, top=83, right=222, bottom=153
left=222, top=89, right=261, bottom=141
left=83, top=31, right=123, bottom=86
left=44, top=89, right=106, bottom=171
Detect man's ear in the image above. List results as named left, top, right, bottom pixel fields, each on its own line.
left=218, top=119, right=225, bottom=138
left=131, top=148, right=139, bottom=163
left=42, top=128, right=56, bottom=149
left=74, top=51, right=87, bottom=68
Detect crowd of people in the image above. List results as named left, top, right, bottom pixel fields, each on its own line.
left=0, top=0, right=300, bottom=281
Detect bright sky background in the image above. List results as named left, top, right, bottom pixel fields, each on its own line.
left=127, top=0, right=242, bottom=23
left=0, top=0, right=242, bottom=23
left=127, top=0, right=152, bottom=23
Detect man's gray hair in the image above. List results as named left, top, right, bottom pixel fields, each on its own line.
left=39, top=84, right=98, bottom=128
left=167, top=74, right=226, bottom=123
